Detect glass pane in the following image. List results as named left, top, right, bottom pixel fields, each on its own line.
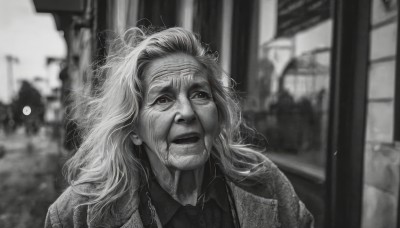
left=241, top=1, right=333, bottom=227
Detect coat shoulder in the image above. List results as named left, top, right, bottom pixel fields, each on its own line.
left=45, top=184, right=140, bottom=228
left=230, top=156, right=294, bottom=198
left=45, top=185, right=90, bottom=228
left=228, top=156, right=314, bottom=228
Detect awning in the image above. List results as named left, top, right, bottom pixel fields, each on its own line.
left=32, top=0, right=85, bottom=14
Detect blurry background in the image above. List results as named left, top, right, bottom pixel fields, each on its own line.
left=0, top=0, right=66, bottom=227
left=0, top=0, right=399, bottom=228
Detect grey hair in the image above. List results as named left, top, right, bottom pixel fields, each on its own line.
left=65, top=27, right=270, bottom=221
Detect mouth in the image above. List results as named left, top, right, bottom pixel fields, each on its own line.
left=172, top=133, right=200, bottom=144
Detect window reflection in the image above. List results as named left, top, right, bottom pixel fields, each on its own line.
left=244, top=45, right=330, bottom=170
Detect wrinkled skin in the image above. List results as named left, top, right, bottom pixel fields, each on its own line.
left=133, top=53, right=219, bottom=205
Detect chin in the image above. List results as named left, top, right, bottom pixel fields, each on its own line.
left=167, top=153, right=210, bottom=171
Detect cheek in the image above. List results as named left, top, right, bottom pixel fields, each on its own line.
left=196, top=103, right=219, bottom=138
left=138, top=109, right=172, bottom=150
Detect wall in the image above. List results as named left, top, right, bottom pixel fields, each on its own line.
left=362, top=0, right=400, bottom=227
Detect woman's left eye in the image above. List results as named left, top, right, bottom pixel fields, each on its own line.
left=192, top=91, right=210, bottom=99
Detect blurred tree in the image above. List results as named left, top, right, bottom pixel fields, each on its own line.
left=0, top=101, right=7, bottom=127
left=0, top=102, right=16, bottom=134
left=11, top=80, right=45, bottom=134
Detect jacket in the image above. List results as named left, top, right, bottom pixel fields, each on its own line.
left=45, top=158, right=313, bottom=228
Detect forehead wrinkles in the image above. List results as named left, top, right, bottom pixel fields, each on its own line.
left=147, top=61, right=203, bottom=84
left=149, top=73, right=206, bottom=92
left=170, top=74, right=195, bottom=88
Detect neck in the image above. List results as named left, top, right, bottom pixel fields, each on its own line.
left=145, top=151, right=204, bottom=206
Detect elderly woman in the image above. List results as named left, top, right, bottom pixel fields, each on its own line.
left=45, top=27, right=313, bottom=228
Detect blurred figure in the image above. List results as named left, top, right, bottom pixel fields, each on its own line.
left=12, top=80, right=45, bottom=135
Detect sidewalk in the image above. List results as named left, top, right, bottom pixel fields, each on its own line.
left=0, top=127, right=64, bottom=228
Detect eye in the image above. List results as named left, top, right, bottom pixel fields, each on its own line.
left=192, top=91, right=210, bottom=99
left=155, top=96, right=172, bottom=104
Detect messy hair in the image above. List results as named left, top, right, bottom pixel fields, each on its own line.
left=65, top=27, right=270, bottom=221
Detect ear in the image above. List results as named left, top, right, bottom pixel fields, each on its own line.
left=130, top=133, right=143, bottom=146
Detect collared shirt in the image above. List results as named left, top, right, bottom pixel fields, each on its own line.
left=138, top=159, right=236, bottom=228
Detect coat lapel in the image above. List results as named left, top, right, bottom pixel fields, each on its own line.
left=86, top=190, right=143, bottom=228
left=228, top=182, right=281, bottom=228
left=120, top=210, right=145, bottom=228
left=119, top=201, right=161, bottom=228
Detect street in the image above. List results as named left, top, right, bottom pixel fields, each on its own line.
left=0, top=127, right=64, bottom=228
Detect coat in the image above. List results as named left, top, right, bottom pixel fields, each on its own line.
left=45, top=158, right=314, bottom=228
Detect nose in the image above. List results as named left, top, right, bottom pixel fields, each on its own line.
left=175, top=97, right=196, bottom=124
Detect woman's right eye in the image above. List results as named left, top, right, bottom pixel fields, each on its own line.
left=155, top=96, right=171, bottom=104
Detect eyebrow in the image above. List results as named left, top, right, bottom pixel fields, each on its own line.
left=189, top=81, right=212, bottom=91
left=147, top=84, right=172, bottom=96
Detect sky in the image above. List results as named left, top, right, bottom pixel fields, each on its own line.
left=0, top=0, right=66, bottom=103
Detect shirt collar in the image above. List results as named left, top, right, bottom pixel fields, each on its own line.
left=199, top=159, right=230, bottom=212
left=143, top=158, right=230, bottom=226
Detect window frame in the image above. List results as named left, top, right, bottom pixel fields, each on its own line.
left=325, top=0, right=371, bottom=227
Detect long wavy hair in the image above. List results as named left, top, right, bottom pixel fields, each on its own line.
left=65, top=27, right=270, bottom=221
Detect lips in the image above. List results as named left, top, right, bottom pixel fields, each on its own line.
left=172, top=133, right=200, bottom=144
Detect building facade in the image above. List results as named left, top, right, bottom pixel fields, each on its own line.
left=33, top=0, right=400, bottom=227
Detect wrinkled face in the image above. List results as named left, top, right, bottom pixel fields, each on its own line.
left=135, top=53, right=219, bottom=170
